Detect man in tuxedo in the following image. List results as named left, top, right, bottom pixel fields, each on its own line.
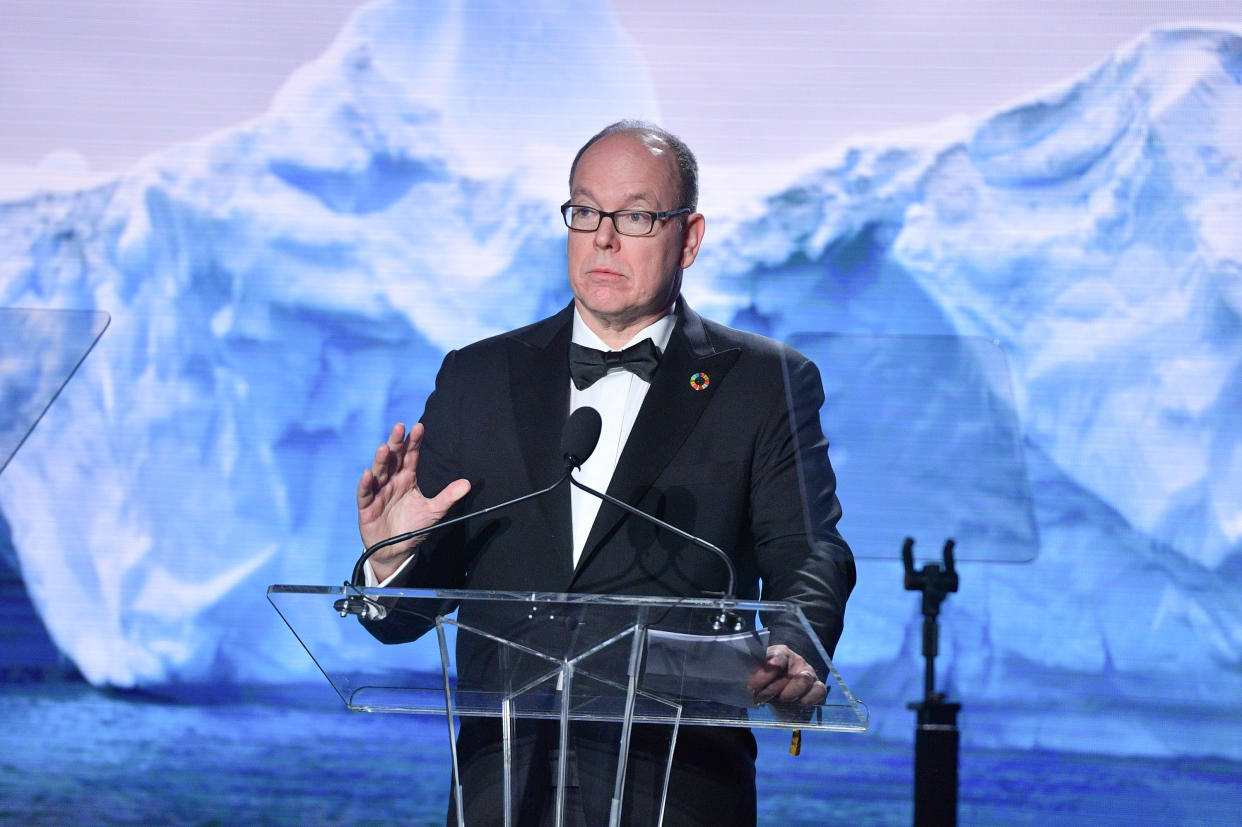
left=356, top=120, right=855, bottom=825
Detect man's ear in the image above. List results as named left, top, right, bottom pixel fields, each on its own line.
left=680, top=212, right=706, bottom=269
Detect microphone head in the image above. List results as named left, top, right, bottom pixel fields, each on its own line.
left=562, top=406, right=602, bottom=469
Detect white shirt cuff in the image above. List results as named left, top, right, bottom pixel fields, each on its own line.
left=363, top=550, right=418, bottom=587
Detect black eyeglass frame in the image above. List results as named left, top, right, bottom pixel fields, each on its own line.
left=560, top=202, right=693, bottom=236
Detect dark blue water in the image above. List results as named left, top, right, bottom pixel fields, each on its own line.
left=2, top=681, right=1239, bottom=825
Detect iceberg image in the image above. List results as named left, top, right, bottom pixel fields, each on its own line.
left=0, top=0, right=1238, bottom=760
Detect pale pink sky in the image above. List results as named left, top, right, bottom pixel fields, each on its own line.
left=1, top=0, right=1237, bottom=173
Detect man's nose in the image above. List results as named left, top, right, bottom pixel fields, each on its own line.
left=593, top=216, right=621, bottom=248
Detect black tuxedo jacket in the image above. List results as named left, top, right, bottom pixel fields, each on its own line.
left=367, top=299, right=855, bottom=824
left=375, top=299, right=854, bottom=662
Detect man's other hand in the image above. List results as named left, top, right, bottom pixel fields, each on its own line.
left=747, top=644, right=828, bottom=706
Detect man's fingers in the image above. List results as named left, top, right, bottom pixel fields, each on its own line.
left=749, top=661, right=790, bottom=703
left=356, top=468, right=377, bottom=507
left=746, top=649, right=788, bottom=692
left=361, top=424, right=415, bottom=520
left=746, top=664, right=779, bottom=695
left=776, top=669, right=821, bottom=703
left=401, top=422, right=426, bottom=475
left=371, top=424, right=405, bottom=481
left=371, top=422, right=426, bottom=484
left=756, top=672, right=826, bottom=706
left=750, top=645, right=826, bottom=706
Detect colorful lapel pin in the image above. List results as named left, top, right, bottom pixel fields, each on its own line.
left=689, top=372, right=710, bottom=391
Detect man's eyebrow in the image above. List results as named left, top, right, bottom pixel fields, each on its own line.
left=570, top=187, right=657, bottom=206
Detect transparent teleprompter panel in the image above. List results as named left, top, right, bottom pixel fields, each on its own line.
left=782, top=332, right=1038, bottom=563
left=0, top=308, right=109, bottom=474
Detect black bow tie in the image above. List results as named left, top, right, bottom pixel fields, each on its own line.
left=569, top=339, right=661, bottom=390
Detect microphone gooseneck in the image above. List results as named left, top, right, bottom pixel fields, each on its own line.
left=565, top=474, right=739, bottom=604
left=562, top=404, right=740, bottom=628
left=343, top=406, right=739, bottom=629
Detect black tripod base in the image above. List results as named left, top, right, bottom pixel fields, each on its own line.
left=908, top=698, right=961, bottom=826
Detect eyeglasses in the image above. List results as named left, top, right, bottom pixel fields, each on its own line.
left=560, top=202, right=692, bottom=236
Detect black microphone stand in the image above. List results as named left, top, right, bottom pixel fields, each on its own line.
left=902, top=537, right=961, bottom=827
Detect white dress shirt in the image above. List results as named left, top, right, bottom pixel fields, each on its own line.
left=568, top=308, right=674, bottom=567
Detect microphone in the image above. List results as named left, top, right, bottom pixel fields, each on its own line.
left=338, top=408, right=604, bottom=617
left=561, top=405, right=602, bottom=470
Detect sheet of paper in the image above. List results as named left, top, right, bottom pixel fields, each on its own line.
left=641, top=627, right=770, bottom=708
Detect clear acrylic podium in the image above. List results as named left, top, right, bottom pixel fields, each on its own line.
left=269, top=585, right=867, bottom=826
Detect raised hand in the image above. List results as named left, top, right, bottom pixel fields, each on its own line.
left=356, top=422, right=470, bottom=582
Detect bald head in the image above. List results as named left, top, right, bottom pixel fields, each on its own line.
left=569, top=120, right=698, bottom=211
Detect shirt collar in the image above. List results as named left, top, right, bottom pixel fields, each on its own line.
left=571, top=306, right=676, bottom=354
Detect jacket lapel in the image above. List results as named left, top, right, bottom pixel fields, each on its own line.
left=570, top=302, right=741, bottom=583
left=508, top=305, right=575, bottom=574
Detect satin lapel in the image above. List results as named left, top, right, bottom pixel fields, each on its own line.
left=508, top=311, right=574, bottom=574
left=570, top=305, right=741, bottom=583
